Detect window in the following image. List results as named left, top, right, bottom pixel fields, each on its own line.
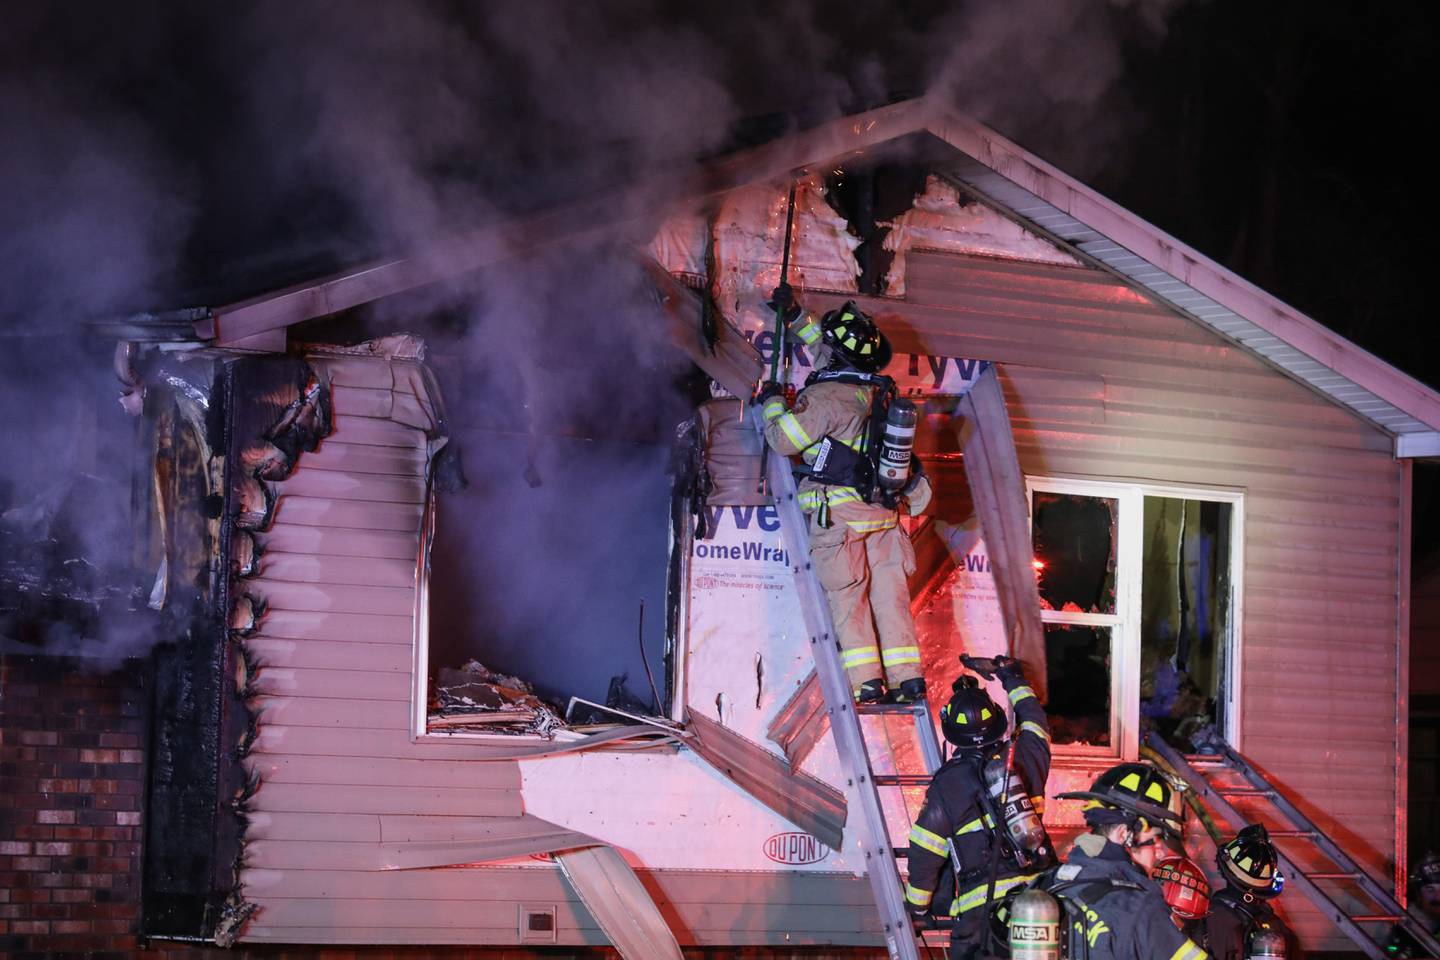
left=1028, top=477, right=1242, bottom=758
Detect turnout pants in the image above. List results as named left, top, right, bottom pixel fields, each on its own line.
left=808, top=513, right=921, bottom=691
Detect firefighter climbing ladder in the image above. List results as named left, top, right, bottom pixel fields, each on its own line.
left=1147, top=733, right=1440, bottom=959
left=758, top=415, right=929, bottom=960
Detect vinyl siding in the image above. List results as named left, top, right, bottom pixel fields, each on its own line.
left=238, top=353, right=880, bottom=949
left=892, top=251, right=1401, bottom=953
left=239, top=252, right=1403, bottom=952
left=241, top=866, right=878, bottom=946
left=239, top=354, right=579, bottom=945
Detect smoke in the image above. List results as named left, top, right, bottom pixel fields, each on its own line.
left=0, top=9, right=196, bottom=662
left=1, top=0, right=1192, bottom=674
left=926, top=0, right=1195, bottom=179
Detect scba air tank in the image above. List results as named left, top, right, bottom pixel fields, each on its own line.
left=1246, top=926, right=1287, bottom=960
left=876, top=398, right=917, bottom=491
left=1007, top=888, right=1061, bottom=960
left=983, top=756, right=1049, bottom=864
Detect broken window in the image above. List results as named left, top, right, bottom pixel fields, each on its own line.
left=1032, top=492, right=1117, bottom=615
left=1043, top=624, right=1112, bottom=746
left=1029, top=478, right=1240, bottom=757
left=1139, top=497, right=1233, bottom=751
left=1031, top=490, right=1121, bottom=748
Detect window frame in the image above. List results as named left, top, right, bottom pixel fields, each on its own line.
left=1025, top=475, right=1245, bottom=760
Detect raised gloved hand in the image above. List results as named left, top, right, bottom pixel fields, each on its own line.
left=766, top=283, right=802, bottom=324
left=959, top=654, right=1022, bottom=683
left=992, top=655, right=1024, bottom=684
left=755, top=381, right=786, bottom=406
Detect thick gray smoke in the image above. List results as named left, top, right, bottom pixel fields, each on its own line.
left=0, top=0, right=1191, bottom=674
left=927, top=0, right=1194, bottom=179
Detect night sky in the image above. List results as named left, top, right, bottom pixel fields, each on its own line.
left=3, top=0, right=1438, bottom=549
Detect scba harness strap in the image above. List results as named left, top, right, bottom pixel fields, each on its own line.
left=794, top=370, right=897, bottom=506
left=1035, top=876, right=1147, bottom=960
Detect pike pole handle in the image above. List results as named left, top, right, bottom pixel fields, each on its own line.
left=768, top=181, right=798, bottom=384
left=757, top=179, right=799, bottom=496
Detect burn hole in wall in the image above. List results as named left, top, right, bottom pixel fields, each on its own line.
left=823, top=162, right=931, bottom=296
left=417, top=259, right=704, bottom=733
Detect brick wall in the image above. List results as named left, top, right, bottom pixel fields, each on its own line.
left=0, top=654, right=145, bottom=957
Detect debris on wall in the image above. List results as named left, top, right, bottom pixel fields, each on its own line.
left=429, top=659, right=567, bottom=736
left=881, top=175, right=1080, bottom=297
left=651, top=174, right=858, bottom=337
left=716, top=174, right=860, bottom=331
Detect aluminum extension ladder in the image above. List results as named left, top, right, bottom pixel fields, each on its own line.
left=1147, top=733, right=1440, bottom=959
left=758, top=412, right=934, bottom=960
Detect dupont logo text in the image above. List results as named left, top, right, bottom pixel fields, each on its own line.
left=762, top=832, right=830, bottom=865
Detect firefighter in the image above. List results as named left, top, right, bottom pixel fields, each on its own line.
left=1039, top=762, right=1209, bottom=960
left=1206, top=824, right=1301, bottom=960
left=1153, top=855, right=1212, bottom=940
left=904, top=655, right=1054, bottom=959
left=1384, top=850, right=1440, bottom=957
left=758, top=287, right=932, bottom=703
left=1129, top=774, right=1187, bottom=875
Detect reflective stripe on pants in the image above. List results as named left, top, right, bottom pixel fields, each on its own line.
left=808, top=514, right=920, bottom=687
left=949, top=872, right=1038, bottom=916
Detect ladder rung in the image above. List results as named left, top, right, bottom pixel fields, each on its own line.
left=856, top=702, right=928, bottom=716
left=1217, top=787, right=1276, bottom=797
left=1305, top=872, right=1360, bottom=880
left=874, top=774, right=932, bottom=787
left=1186, top=754, right=1226, bottom=765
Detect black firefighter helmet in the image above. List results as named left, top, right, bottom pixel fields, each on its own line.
left=1059, top=762, right=1181, bottom=829
left=940, top=676, right=1008, bottom=750
left=1413, top=850, right=1440, bottom=890
left=820, top=301, right=892, bottom=373
left=1218, top=824, right=1283, bottom=899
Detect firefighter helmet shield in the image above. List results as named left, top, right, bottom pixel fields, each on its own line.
left=1153, top=856, right=1212, bottom=921
left=940, top=677, right=1008, bottom=749
left=1218, top=824, right=1282, bottom=898
left=820, top=301, right=892, bottom=373
left=1058, top=762, right=1181, bottom=827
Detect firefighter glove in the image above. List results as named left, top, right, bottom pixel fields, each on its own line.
left=755, top=381, right=786, bottom=406
left=766, top=283, right=802, bottom=324
left=959, top=654, right=997, bottom=680
left=993, top=654, right=1023, bottom=684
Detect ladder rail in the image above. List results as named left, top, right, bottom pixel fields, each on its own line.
left=758, top=409, right=920, bottom=960
left=1146, top=734, right=1404, bottom=960
left=1200, top=738, right=1440, bottom=958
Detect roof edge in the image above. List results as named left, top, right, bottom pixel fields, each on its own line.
left=924, top=107, right=1440, bottom=435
